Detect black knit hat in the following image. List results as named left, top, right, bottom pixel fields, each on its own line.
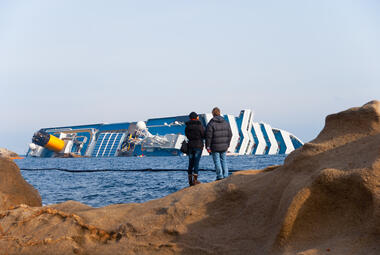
left=189, top=112, right=198, bottom=119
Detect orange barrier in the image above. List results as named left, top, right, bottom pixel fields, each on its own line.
left=11, top=156, right=24, bottom=160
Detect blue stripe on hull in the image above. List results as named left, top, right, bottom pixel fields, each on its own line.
left=260, top=124, right=271, bottom=154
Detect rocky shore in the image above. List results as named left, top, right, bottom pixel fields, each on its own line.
left=0, top=101, right=379, bottom=254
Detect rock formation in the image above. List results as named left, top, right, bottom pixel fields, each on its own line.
left=0, top=157, right=42, bottom=211
left=54, top=152, right=85, bottom=158
left=0, top=148, right=19, bottom=158
left=0, top=101, right=379, bottom=254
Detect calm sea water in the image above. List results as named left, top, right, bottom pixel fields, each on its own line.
left=14, top=155, right=286, bottom=208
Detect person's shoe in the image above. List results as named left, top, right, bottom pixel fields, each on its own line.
left=188, top=174, right=194, bottom=186
left=193, top=174, right=201, bottom=185
left=215, top=177, right=223, bottom=181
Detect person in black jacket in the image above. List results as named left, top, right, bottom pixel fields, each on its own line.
left=185, top=112, right=205, bottom=186
left=206, top=107, right=232, bottom=180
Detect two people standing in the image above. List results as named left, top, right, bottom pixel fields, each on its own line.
left=185, top=107, right=232, bottom=186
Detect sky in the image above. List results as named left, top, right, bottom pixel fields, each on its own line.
left=1, top=0, right=379, bottom=154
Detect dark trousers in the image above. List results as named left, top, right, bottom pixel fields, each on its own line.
left=188, top=148, right=202, bottom=175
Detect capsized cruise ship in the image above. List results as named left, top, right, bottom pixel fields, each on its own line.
left=27, top=110, right=303, bottom=157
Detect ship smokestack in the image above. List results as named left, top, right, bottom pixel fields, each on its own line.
left=32, top=130, right=65, bottom=153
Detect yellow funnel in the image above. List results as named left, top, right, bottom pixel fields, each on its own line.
left=45, top=135, right=65, bottom=152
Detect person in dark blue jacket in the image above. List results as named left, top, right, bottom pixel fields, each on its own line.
left=206, top=107, right=232, bottom=180
left=185, top=112, right=205, bottom=186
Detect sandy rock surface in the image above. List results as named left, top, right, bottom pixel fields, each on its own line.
left=0, top=101, right=379, bottom=254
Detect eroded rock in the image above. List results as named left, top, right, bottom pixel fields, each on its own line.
left=0, top=157, right=42, bottom=210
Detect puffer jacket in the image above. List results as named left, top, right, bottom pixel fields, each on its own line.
left=185, top=120, right=205, bottom=149
left=206, top=116, right=232, bottom=152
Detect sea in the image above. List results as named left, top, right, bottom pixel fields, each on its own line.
left=14, top=155, right=286, bottom=208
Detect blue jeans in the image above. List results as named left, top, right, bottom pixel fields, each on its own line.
left=188, top=148, right=202, bottom=175
left=212, top=151, right=228, bottom=179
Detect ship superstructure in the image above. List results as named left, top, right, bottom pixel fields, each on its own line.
left=27, top=110, right=303, bottom=157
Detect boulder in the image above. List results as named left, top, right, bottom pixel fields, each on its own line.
left=0, top=101, right=379, bottom=254
left=0, top=157, right=42, bottom=210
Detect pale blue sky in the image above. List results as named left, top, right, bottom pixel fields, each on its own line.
left=1, top=0, right=379, bottom=154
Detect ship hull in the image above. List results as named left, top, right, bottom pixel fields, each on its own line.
left=27, top=110, right=303, bottom=158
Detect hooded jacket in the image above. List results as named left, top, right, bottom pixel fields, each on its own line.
left=185, top=120, right=205, bottom=149
left=206, top=116, right=232, bottom=152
